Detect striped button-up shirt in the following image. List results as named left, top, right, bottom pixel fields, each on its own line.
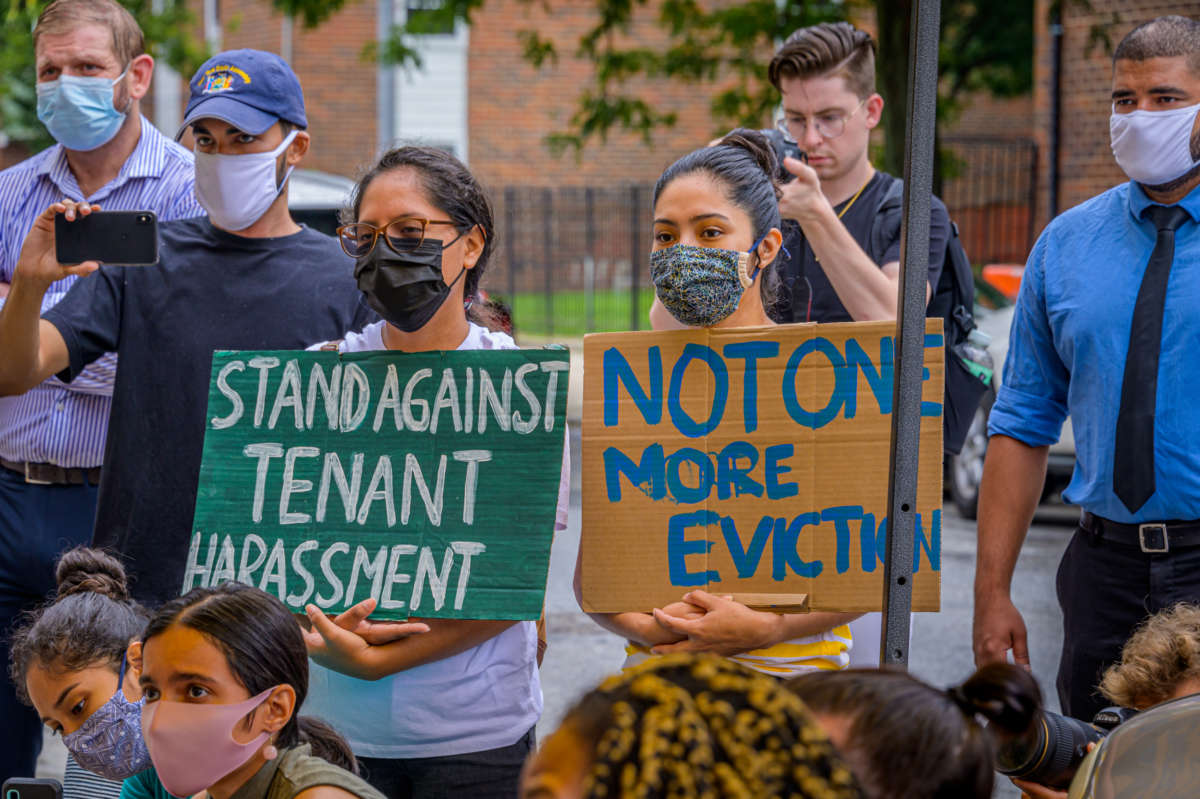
left=0, top=115, right=201, bottom=467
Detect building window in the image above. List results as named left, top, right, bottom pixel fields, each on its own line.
left=406, top=0, right=454, bottom=35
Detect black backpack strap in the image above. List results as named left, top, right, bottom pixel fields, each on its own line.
left=868, top=175, right=905, bottom=264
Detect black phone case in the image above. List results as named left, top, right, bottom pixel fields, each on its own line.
left=55, top=210, right=158, bottom=266
left=2, top=778, right=63, bottom=799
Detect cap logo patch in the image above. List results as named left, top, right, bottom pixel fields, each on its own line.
left=198, top=65, right=251, bottom=94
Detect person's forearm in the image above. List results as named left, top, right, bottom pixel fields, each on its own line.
left=586, top=610, right=673, bottom=647
left=364, top=614, right=520, bottom=676
left=799, top=204, right=902, bottom=321
left=974, top=435, right=1049, bottom=600
left=776, top=611, right=863, bottom=645
left=0, top=276, right=51, bottom=395
left=328, top=618, right=517, bottom=681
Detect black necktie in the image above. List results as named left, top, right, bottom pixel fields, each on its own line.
left=1113, top=204, right=1191, bottom=513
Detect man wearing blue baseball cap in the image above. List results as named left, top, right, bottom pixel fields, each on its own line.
left=0, top=49, right=374, bottom=606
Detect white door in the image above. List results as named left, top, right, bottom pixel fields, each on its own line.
left=393, top=0, right=469, bottom=161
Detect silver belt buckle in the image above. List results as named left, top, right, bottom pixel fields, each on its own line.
left=1139, top=523, right=1169, bottom=554
left=24, top=462, right=53, bottom=485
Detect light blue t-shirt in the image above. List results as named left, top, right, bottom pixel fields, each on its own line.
left=302, top=321, right=571, bottom=758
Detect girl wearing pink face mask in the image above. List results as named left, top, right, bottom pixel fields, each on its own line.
left=136, top=583, right=384, bottom=799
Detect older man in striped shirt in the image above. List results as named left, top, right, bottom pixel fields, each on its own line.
left=0, top=0, right=199, bottom=780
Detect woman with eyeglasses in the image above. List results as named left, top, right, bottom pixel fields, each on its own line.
left=299, top=147, right=570, bottom=799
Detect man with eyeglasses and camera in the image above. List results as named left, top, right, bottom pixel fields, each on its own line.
left=0, top=49, right=372, bottom=612
left=766, top=21, right=951, bottom=324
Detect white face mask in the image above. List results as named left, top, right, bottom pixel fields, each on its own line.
left=1110, top=103, right=1200, bottom=187
left=194, top=130, right=298, bottom=231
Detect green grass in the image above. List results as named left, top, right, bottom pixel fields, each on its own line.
left=502, top=288, right=657, bottom=337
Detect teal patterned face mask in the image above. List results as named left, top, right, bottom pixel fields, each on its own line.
left=650, top=242, right=761, bottom=327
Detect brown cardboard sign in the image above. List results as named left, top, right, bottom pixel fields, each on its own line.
left=581, top=321, right=943, bottom=613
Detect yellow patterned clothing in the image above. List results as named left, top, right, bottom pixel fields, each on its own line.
left=623, top=623, right=853, bottom=676
left=572, top=653, right=863, bottom=799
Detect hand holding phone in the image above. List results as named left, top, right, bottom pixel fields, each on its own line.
left=13, top=201, right=103, bottom=291
left=55, top=209, right=158, bottom=266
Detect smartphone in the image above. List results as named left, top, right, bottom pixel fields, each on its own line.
left=55, top=210, right=158, bottom=266
left=2, top=778, right=63, bottom=799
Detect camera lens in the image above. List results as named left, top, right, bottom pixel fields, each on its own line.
left=993, top=710, right=1107, bottom=789
left=138, top=214, right=150, bottom=223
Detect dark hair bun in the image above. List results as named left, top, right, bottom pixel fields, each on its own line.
left=955, top=663, right=1041, bottom=735
left=56, top=547, right=131, bottom=602
left=717, top=129, right=779, bottom=183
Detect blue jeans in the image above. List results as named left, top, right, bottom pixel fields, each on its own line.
left=1055, top=526, right=1200, bottom=720
left=357, top=727, right=535, bottom=799
left=0, top=467, right=98, bottom=780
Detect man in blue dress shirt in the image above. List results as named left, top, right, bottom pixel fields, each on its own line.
left=0, top=0, right=198, bottom=778
left=974, top=15, right=1200, bottom=721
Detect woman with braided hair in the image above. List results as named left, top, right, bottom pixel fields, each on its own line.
left=520, top=653, right=863, bottom=799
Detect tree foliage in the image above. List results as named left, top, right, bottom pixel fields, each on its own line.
left=0, top=0, right=344, bottom=154
left=379, top=0, right=1037, bottom=175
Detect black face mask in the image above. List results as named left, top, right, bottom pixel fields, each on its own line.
left=355, top=238, right=465, bottom=332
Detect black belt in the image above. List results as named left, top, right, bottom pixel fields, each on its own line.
left=1079, top=511, right=1200, bottom=553
left=0, top=458, right=101, bottom=486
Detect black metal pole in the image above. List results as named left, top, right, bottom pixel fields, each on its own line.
left=1049, top=16, right=1063, bottom=218
left=880, top=0, right=941, bottom=667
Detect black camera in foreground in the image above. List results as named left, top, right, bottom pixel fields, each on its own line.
left=993, top=705, right=1139, bottom=789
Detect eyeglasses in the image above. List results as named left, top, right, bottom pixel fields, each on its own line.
left=336, top=216, right=461, bottom=258
left=776, top=98, right=867, bottom=142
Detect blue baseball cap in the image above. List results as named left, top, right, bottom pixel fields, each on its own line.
left=177, top=49, right=307, bottom=139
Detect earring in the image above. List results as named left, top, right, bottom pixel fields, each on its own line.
left=262, top=743, right=279, bottom=761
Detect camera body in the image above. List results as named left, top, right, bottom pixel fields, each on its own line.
left=757, top=128, right=806, bottom=182
left=994, top=706, right=1138, bottom=789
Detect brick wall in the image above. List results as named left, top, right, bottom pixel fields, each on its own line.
left=466, top=0, right=737, bottom=190
left=168, top=1, right=731, bottom=186
left=949, top=93, right=1033, bottom=139
left=1032, top=0, right=1200, bottom=230
left=183, top=0, right=378, bottom=178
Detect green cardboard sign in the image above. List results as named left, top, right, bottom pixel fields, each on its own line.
left=184, top=348, right=570, bottom=620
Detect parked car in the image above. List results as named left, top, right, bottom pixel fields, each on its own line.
left=288, top=168, right=355, bottom=235
left=945, top=271, right=1076, bottom=519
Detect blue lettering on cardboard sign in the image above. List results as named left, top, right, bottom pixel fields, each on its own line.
left=603, top=346, right=662, bottom=427
left=722, top=341, right=779, bottom=433
left=667, top=343, right=729, bottom=438
left=602, top=334, right=943, bottom=432
left=667, top=511, right=723, bottom=586
left=662, top=507, right=940, bottom=586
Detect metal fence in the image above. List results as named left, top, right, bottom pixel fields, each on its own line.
left=489, top=136, right=1039, bottom=337
left=493, top=185, right=655, bottom=337
left=939, top=135, right=1039, bottom=265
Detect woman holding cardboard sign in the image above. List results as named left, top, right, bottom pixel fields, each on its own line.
left=577, top=131, right=862, bottom=676
left=298, top=146, right=570, bottom=799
